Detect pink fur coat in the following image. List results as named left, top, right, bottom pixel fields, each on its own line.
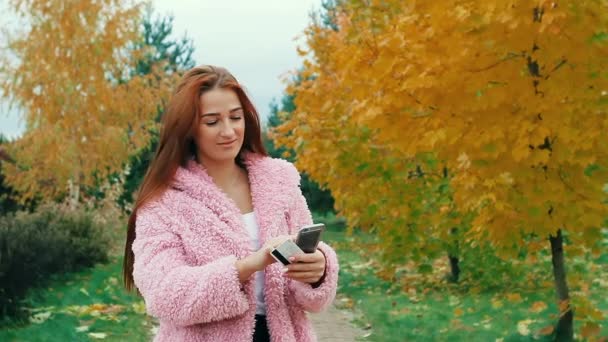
left=132, top=152, right=339, bottom=341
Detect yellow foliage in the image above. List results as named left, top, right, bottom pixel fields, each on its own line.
left=0, top=0, right=175, bottom=202
left=274, top=0, right=608, bottom=254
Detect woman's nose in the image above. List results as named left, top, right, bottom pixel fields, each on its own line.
left=219, top=119, right=236, bottom=137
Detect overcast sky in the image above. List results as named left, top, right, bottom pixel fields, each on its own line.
left=0, top=0, right=322, bottom=139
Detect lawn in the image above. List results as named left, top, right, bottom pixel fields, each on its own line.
left=0, top=255, right=154, bottom=342
left=321, top=214, right=608, bottom=342
left=2, top=214, right=606, bottom=342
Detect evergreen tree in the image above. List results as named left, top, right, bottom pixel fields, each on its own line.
left=118, top=9, right=195, bottom=211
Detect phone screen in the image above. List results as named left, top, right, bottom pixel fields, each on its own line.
left=295, top=224, right=325, bottom=253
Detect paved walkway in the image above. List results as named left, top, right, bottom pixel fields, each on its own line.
left=309, top=299, right=368, bottom=341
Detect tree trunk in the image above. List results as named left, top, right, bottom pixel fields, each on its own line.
left=549, top=229, right=573, bottom=341
left=68, top=178, right=80, bottom=210
left=447, top=226, right=460, bottom=282
left=448, top=255, right=460, bottom=282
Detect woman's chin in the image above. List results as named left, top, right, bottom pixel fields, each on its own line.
left=203, top=149, right=242, bottom=164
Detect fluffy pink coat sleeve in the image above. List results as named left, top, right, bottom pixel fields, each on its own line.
left=285, top=167, right=339, bottom=313
left=132, top=205, right=250, bottom=327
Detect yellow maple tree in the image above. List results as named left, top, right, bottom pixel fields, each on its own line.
left=0, top=0, right=174, bottom=204
left=274, top=1, right=608, bottom=339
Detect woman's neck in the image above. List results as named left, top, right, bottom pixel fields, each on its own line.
left=199, top=157, right=244, bottom=189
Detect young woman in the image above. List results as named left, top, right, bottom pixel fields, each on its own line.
left=122, top=65, right=339, bottom=342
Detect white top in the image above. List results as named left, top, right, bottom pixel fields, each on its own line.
left=242, top=211, right=266, bottom=315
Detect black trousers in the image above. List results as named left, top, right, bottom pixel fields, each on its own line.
left=253, top=314, right=270, bottom=342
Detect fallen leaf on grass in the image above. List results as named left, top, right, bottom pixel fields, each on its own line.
left=506, top=293, right=522, bottom=303
left=90, top=304, right=107, bottom=311
left=100, top=304, right=124, bottom=315
left=350, top=260, right=374, bottom=270
left=453, top=308, right=464, bottom=317
left=592, top=277, right=608, bottom=288
left=530, top=301, right=547, bottom=313
left=473, top=317, right=492, bottom=330
left=389, top=307, right=410, bottom=316
left=517, top=319, right=535, bottom=336
left=581, top=323, right=601, bottom=339
left=336, top=297, right=354, bottom=309
left=132, top=301, right=147, bottom=314
left=537, top=325, right=554, bottom=336
left=25, top=306, right=56, bottom=313
left=29, top=311, right=52, bottom=324
left=491, top=298, right=503, bottom=309
left=88, top=332, right=107, bottom=339
left=76, top=325, right=90, bottom=332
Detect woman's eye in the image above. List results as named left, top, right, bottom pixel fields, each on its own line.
left=203, top=116, right=241, bottom=126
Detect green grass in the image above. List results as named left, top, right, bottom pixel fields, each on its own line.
left=0, top=255, right=154, bottom=342
left=3, top=212, right=606, bottom=341
left=316, top=213, right=608, bottom=342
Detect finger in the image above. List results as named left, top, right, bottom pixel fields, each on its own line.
left=290, top=251, right=324, bottom=263
left=286, top=262, right=324, bottom=272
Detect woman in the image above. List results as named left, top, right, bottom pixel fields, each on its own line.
left=122, top=65, right=339, bottom=342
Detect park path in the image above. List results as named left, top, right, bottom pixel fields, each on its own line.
left=309, top=297, right=368, bottom=342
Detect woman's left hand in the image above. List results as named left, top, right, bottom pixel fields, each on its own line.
left=283, top=249, right=326, bottom=284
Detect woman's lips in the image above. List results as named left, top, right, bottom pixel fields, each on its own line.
left=218, top=140, right=237, bottom=146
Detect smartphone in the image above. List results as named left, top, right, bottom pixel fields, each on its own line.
left=295, top=223, right=325, bottom=253
left=269, top=223, right=326, bottom=265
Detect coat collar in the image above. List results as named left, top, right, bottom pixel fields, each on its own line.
left=171, top=151, right=294, bottom=254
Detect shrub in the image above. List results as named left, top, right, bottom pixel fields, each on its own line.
left=0, top=203, right=111, bottom=320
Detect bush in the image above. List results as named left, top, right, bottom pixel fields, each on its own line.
left=0, top=203, right=111, bottom=320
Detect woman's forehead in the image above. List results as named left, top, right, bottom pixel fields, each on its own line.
left=200, top=88, right=241, bottom=113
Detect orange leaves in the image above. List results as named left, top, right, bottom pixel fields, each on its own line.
left=274, top=2, right=608, bottom=337
left=506, top=293, right=523, bottom=303
left=1, top=0, right=172, bottom=202
left=530, top=301, right=548, bottom=313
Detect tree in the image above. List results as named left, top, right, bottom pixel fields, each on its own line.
left=0, top=134, right=21, bottom=213
left=265, top=94, right=335, bottom=214
left=117, top=9, right=196, bottom=212
left=0, top=0, right=173, bottom=206
left=275, top=1, right=608, bottom=339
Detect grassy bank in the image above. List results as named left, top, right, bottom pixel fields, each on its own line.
left=320, top=214, right=608, bottom=342
left=0, top=255, right=154, bottom=342
left=2, top=212, right=605, bottom=341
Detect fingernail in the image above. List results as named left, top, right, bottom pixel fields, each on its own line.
left=289, top=257, right=295, bottom=262
left=281, top=268, right=289, bottom=273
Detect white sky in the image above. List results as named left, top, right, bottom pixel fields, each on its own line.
left=0, top=0, right=322, bottom=139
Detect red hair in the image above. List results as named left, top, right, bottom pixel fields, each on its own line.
left=123, top=65, right=267, bottom=291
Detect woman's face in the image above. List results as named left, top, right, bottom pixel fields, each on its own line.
left=196, top=88, right=245, bottom=165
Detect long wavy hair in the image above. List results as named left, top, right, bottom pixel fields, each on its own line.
left=123, top=65, right=267, bottom=291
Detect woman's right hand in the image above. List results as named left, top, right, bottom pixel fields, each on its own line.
left=235, top=234, right=294, bottom=283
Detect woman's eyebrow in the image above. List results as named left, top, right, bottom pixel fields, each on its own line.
left=201, top=107, right=243, bottom=117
